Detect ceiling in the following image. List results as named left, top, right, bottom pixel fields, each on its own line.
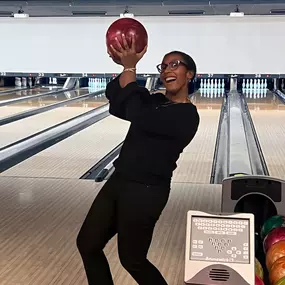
left=0, top=0, right=285, bottom=17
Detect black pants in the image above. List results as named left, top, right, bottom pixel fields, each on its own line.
left=77, top=172, right=170, bottom=285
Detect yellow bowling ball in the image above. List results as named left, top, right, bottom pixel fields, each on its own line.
left=255, top=257, right=264, bottom=280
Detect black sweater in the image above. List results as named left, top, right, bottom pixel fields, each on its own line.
left=105, top=76, right=200, bottom=186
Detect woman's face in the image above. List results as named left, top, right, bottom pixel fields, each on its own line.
left=159, top=53, right=194, bottom=95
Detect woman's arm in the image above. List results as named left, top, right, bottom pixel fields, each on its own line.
left=109, top=33, right=147, bottom=88
left=106, top=32, right=147, bottom=99
left=106, top=34, right=147, bottom=120
left=105, top=75, right=146, bottom=120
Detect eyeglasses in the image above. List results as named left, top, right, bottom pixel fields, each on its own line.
left=156, top=60, right=188, bottom=73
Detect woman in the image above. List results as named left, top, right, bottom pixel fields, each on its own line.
left=77, top=34, right=200, bottom=285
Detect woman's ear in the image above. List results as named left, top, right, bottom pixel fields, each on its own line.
left=187, top=70, right=194, bottom=81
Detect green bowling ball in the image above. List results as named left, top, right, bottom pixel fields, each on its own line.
left=276, top=276, right=285, bottom=285
left=261, top=215, right=285, bottom=240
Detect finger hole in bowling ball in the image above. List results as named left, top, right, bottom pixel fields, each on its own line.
left=234, top=194, right=277, bottom=234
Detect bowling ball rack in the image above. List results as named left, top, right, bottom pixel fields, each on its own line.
left=222, top=176, right=285, bottom=285
left=255, top=218, right=285, bottom=285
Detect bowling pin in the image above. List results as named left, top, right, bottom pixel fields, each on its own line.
left=15, top=77, right=22, bottom=87
left=214, top=79, right=217, bottom=89
left=253, top=79, right=257, bottom=89
left=28, top=77, right=32, bottom=88
left=250, top=79, right=253, bottom=89
left=200, top=79, right=204, bottom=89
left=206, top=88, right=210, bottom=97
left=249, top=88, right=253, bottom=98
left=257, top=79, right=260, bottom=89
left=218, top=79, right=221, bottom=89
left=22, top=77, right=27, bottom=87
left=221, top=79, right=225, bottom=89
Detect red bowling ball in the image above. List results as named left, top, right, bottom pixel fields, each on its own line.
left=255, top=275, right=264, bottom=285
left=106, top=17, right=148, bottom=62
left=264, top=227, right=285, bottom=253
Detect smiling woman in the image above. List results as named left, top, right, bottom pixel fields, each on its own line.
left=76, top=34, right=200, bottom=285
left=157, top=50, right=197, bottom=103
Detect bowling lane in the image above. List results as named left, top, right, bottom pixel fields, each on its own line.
left=247, top=90, right=285, bottom=179
left=0, top=115, right=130, bottom=179
left=245, top=89, right=285, bottom=111
left=0, top=87, right=17, bottom=92
left=1, top=89, right=222, bottom=181
left=72, top=92, right=108, bottom=107
left=172, top=89, right=224, bottom=183
left=0, top=88, right=95, bottom=118
left=0, top=86, right=61, bottom=101
left=0, top=95, right=108, bottom=148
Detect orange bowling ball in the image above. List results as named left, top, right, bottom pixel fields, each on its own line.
left=266, top=240, right=285, bottom=270
left=270, top=256, right=285, bottom=285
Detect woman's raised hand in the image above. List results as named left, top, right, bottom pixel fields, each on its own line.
left=108, top=34, right=147, bottom=68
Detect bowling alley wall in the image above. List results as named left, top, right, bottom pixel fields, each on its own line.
left=0, top=16, right=285, bottom=75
